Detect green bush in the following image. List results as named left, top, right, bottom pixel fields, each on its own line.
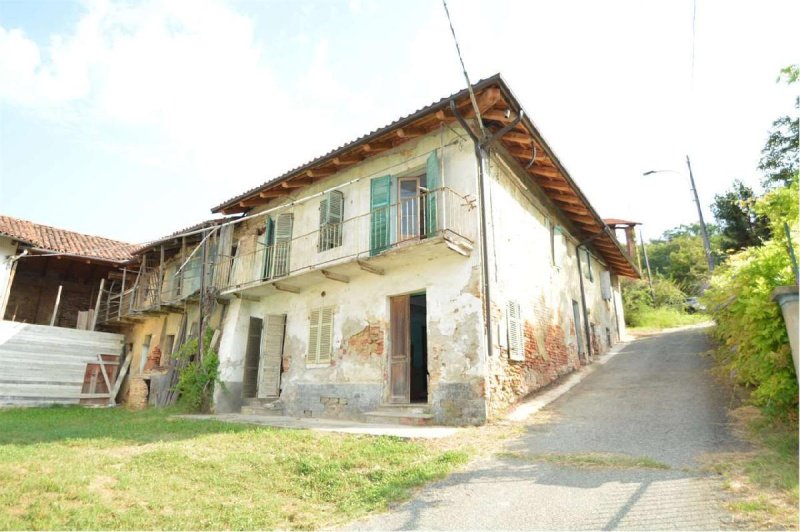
left=704, top=181, right=798, bottom=420
left=173, top=327, right=222, bottom=412
left=621, top=276, right=690, bottom=326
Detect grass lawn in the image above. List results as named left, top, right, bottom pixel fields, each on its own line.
left=627, top=308, right=710, bottom=333
left=0, top=406, right=468, bottom=530
left=702, top=406, right=799, bottom=530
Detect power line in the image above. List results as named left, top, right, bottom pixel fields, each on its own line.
left=441, top=0, right=485, bottom=137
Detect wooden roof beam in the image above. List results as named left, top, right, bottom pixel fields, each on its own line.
left=551, top=193, right=583, bottom=205
left=396, top=126, right=426, bottom=139
left=539, top=181, right=574, bottom=193
left=362, top=140, right=394, bottom=153
left=306, top=168, right=335, bottom=178
left=259, top=189, right=289, bottom=198
left=529, top=165, right=561, bottom=179
left=557, top=203, right=590, bottom=215
left=281, top=177, right=315, bottom=189
left=333, top=154, right=362, bottom=166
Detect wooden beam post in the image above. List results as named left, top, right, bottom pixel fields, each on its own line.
left=90, top=278, right=105, bottom=331
left=49, top=285, right=63, bottom=327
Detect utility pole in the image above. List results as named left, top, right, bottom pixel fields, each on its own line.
left=639, top=227, right=655, bottom=301
left=685, top=155, right=715, bottom=272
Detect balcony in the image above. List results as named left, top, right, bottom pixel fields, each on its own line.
left=214, top=187, right=476, bottom=296
left=97, top=261, right=206, bottom=325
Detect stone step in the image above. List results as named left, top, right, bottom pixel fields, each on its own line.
left=240, top=398, right=284, bottom=416
left=363, top=407, right=435, bottom=426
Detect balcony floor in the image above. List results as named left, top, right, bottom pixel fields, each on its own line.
left=220, top=232, right=472, bottom=298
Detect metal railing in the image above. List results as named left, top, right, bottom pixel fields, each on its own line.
left=214, top=187, right=476, bottom=292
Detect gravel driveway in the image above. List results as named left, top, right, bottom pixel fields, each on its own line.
left=348, top=326, right=743, bottom=530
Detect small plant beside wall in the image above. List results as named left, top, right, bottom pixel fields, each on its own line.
left=173, top=328, right=223, bottom=412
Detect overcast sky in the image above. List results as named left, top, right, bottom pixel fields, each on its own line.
left=0, top=0, right=797, bottom=244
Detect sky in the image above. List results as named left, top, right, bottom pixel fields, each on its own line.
left=0, top=0, right=797, bottom=245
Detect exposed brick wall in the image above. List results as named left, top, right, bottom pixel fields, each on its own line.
left=4, top=268, right=99, bottom=328
left=488, top=300, right=580, bottom=418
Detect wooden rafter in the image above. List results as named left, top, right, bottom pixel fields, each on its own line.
left=528, top=165, right=561, bottom=179
left=396, top=126, right=426, bottom=139
left=281, top=177, right=314, bottom=188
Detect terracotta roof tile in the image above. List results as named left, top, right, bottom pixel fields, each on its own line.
left=0, top=215, right=137, bottom=262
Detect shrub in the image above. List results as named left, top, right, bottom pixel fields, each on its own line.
left=173, top=327, right=222, bottom=412
left=621, top=276, right=689, bottom=326
left=704, top=181, right=798, bottom=420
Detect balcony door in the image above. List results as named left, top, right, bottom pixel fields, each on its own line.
left=398, top=176, right=424, bottom=242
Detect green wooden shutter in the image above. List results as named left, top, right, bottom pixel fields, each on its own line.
left=507, top=300, right=524, bottom=361
left=318, top=191, right=344, bottom=251
left=328, top=190, right=344, bottom=248
left=370, top=176, right=392, bottom=256
left=273, top=213, right=293, bottom=278
left=262, top=216, right=274, bottom=279
left=425, top=151, right=440, bottom=236
left=317, top=197, right=328, bottom=252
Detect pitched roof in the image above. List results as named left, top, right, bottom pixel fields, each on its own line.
left=133, top=217, right=231, bottom=254
left=0, top=215, right=137, bottom=263
left=211, top=73, right=639, bottom=278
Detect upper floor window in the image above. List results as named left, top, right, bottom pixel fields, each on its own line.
left=583, top=249, right=593, bottom=282
left=318, top=190, right=344, bottom=252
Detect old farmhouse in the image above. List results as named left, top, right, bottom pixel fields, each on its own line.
left=3, top=75, right=639, bottom=423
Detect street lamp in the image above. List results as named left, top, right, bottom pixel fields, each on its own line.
left=643, top=155, right=715, bottom=273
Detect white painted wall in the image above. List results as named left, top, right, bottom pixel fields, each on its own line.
left=482, top=152, right=629, bottom=415
left=215, top=127, right=489, bottom=423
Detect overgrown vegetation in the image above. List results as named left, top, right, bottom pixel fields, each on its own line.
left=704, top=180, right=799, bottom=420
left=0, top=407, right=467, bottom=530
left=621, top=276, right=707, bottom=329
left=173, top=327, right=222, bottom=412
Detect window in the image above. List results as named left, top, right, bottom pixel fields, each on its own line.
left=506, top=300, right=524, bottom=361
left=262, top=213, right=294, bottom=279
left=307, top=306, right=334, bottom=365
left=318, top=190, right=344, bottom=251
left=583, top=249, right=593, bottom=282
left=600, top=270, right=612, bottom=300
left=161, top=334, right=175, bottom=365
left=139, top=334, right=152, bottom=373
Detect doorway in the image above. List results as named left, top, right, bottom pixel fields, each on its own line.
left=242, top=317, right=263, bottom=398
left=388, top=293, right=428, bottom=404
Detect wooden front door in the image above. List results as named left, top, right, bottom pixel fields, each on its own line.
left=389, top=295, right=411, bottom=403
left=257, top=314, right=286, bottom=398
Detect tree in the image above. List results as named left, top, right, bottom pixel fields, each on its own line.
left=759, top=65, right=799, bottom=188
left=642, top=224, right=723, bottom=295
left=711, top=179, right=771, bottom=253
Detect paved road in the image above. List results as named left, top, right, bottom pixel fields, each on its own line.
left=349, top=327, right=744, bottom=530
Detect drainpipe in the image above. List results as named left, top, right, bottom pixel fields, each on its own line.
left=449, top=100, right=526, bottom=362
left=575, top=226, right=613, bottom=363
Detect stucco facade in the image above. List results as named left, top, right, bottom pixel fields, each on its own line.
left=210, top=123, right=629, bottom=425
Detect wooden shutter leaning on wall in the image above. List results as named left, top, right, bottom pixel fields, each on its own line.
left=507, top=300, right=525, bottom=361
left=257, top=314, right=286, bottom=398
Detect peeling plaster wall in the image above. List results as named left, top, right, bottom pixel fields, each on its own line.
left=483, top=154, right=626, bottom=417
left=215, top=128, right=488, bottom=425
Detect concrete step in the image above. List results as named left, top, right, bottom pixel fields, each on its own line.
left=364, top=404, right=434, bottom=426
left=240, top=398, right=284, bottom=416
